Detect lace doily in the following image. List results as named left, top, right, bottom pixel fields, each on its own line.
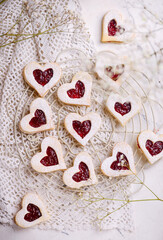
left=0, top=0, right=162, bottom=232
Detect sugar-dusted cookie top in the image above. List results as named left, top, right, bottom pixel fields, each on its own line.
left=137, top=130, right=163, bottom=164
left=31, top=137, right=66, bottom=173
left=15, top=193, right=49, bottom=228
left=101, top=142, right=136, bottom=177
left=63, top=152, right=98, bottom=189
left=64, top=112, right=101, bottom=146
left=57, top=72, right=92, bottom=106
left=24, top=62, right=61, bottom=97
left=19, top=98, right=54, bottom=134
left=106, top=93, right=141, bottom=126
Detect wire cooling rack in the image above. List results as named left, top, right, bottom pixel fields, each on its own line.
left=9, top=48, right=163, bottom=227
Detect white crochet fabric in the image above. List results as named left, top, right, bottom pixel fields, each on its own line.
left=0, top=0, right=162, bottom=232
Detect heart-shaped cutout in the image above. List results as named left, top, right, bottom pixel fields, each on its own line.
left=114, top=102, right=131, bottom=116
left=72, top=120, right=91, bottom=138
left=24, top=62, right=61, bottom=97
left=107, top=19, right=125, bottom=36
left=33, top=68, right=53, bottom=86
left=137, top=130, right=163, bottom=164
left=31, top=137, right=66, bottom=172
left=101, top=142, right=136, bottom=177
left=63, top=152, right=98, bottom=188
left=72, top=161, right=90, bottom=182
left=57, top=72, right=92, bottom=106
left=15, top=193, right=49, bottom=228
left=95, top=52, right=128, bottom=90
left=29, top=109, right=46, bottom=128
left=24, top=203, right=42, bottom=222
left=19, top=98, right=54, bottom=134
left=105, top=64, right=125, bottom=81
left=64, top=112, right=101, bottom=146
left=106, top=93, right=141, bottom=126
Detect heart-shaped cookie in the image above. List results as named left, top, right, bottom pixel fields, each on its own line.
left=15, top=193, right=49, bottom=228
left=101, top=142, right=136, bottom=177
left=23, top=62, right=61, bottom=97
left=101, top=10, right=135, bottom=43
left=101, top=10, right=125, bottom=42
left=31, top=137, right=66, bottom=172
left=57, top=72, right=92, bottom=106
left=63, top=152, right=98, bottom=188
left=64, top=112, right=101, bottom=146
left=137, top=130, right=163, bottom=164
left=106, top=93, right=141, bottom=126
left=19, top=98, right=54, bottom=134
left=95, top=52, right=129, bottom=90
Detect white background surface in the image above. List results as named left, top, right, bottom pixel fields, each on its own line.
left=1, top=0, right=163, bottom=239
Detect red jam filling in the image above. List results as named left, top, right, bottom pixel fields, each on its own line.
left=24, top=203, right=42, bottom=222
left=29, top=109, right=46, bottom=128
left=145, top=140, right=163, bottom=156
left=33, top=68, right=53, bottom=86
left=108, top=19, right=125, bottom=36
left=114, top=102, right=131, bottom=116
left=111, top=152, right=129, bottom=170
left=67, top=80, right=85, bottom=99
left=72, top=162, right=90, bottom=182
left=105, top=64, right=125, bottom=81
left=40, top=146, right=59, bottom=166
left=72, top=120, right=91, bottom=138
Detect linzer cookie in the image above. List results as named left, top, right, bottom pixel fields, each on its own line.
left=101, top=10, right=134, bottom=43
left=101, top=10, right=125, bottom=42
left=95, top=52, right=128, bottom=89
left=63, top=152, right=98, bottom=189
left=64, top=112, right=101, bottom=146
left=137, top=130, right=163, bottom=164
left=101, top=142, right=136, bottom=177
left=31, top=137, right=66, bottom=173
left=106, top=93, right=141, bottom=126
left=19, top=98, right=54, bottom=134
left=15, top=193, right=49, bottom=228
left=57, top=72, right=92, bottom=106
left=23, top=62, right=61, bottom=97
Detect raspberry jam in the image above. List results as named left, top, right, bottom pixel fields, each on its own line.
left=105, top=64, right=125, bottom=81
left=108, top=19, right=125, bottom=36
left=29, top=109, right=46, bottom=128
left=111, top=152, right=129, bottom=170
left=33, top=68, right=53, bottom=86
left=72, top=120, right=91, bottom=138
left=114, top=102, right=131, bottom=116
left=40, top=147, right=58, bottom=167
left=24, top=203, right=42, bottom=222
left=72, top=162, right=90, bottom=182
left=67, top=80, right=85, bottom=98
left=40, top=146, right=59, bottom=166
left=145, top=140, right=163, bottom=156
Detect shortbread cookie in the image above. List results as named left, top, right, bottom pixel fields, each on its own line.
left=23, top=62, right=61, bottom=97
left=15, top=193, right=49, bottom=228
left=19, top=98, right=54, bottom=134
left=137, top=130, right=163, bottom=164
left=57, top=72, right=92, bottom=106
left=63, top=152, right=98, bottom=189
left=31, top=137, right=66, bottom=173
left=64, top=112, right=101, bottom=146
left=95, top=51, right=128, bottom=89
left=101, top=10, right=134, bottom=43
left=101, top=142, right=136, bottom=177
left=106, top=93, right=141, bottom=126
